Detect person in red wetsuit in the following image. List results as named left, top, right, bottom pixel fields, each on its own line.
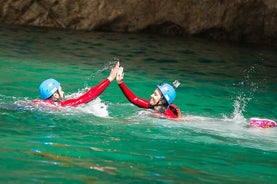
left=33, top=62, right=120, bottom=107
left=116, top=67, right=182, bottom=119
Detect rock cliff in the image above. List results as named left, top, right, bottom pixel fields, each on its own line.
left=0, top=0, right=276, bottom=44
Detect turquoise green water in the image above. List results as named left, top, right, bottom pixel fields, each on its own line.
left=0, top=25, right=277, bottom=184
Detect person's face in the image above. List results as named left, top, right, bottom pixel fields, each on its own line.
left=150, top=88, right=162, bottom=106
left=52, top=87, right=65, bottom=101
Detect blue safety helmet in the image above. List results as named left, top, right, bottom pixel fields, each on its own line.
left=157, top=83, right=176, bottom=104
left=39, top=78, right=60, bottom=100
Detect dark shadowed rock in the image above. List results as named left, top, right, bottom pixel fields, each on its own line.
left=0, top=0, right=276, bottom=44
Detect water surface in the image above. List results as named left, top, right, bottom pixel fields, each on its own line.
left=0, top=25, right=277, bottom=183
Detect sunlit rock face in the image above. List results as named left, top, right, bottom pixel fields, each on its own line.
left=0, top=0, right=276, bottom=44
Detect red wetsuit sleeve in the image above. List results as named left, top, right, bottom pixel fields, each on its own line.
left=118, top=82, right=150, bottom=109
left=59, top=78, right=111, bottom=107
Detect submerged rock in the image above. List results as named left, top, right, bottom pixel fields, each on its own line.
left=0, top=0, right=276, bottom=44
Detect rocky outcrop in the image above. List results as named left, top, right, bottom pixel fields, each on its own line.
left=0, top=0, right=277, bottom=44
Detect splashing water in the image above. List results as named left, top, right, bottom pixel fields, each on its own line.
left=242, top=63, right=265, bottom=93
left=75, top=97, right=109, bottom=118
left=231, top=63, right=265, bottom=122
left=63, top=90, right=109, bottom=117
left=232, top=95, right=247, bottom=122
left=84, top=57, right=120, bottom=88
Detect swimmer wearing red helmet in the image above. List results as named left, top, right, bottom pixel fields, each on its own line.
left=116, top=67, right=182, bottom=119
left=33, top=62, right=120, bottom=107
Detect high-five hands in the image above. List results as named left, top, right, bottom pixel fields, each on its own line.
left=116, top=66, right=124, bottom=84
left=107, top=62, right=120, bottom=81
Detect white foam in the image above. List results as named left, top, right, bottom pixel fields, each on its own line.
left=74, top=97, right=109, bottom=118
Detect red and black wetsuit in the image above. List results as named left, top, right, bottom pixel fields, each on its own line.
left=118, top=82, right=181, bottom=119
left=33, top=78, right=111, bottom=107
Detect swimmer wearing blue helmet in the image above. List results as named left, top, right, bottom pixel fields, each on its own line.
left=116, top=67, right=181, bottom=119
left=34, top=62, right=120, bottom=107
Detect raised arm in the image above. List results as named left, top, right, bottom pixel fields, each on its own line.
left=117, top=67, right=149, bottom=108
left=60, top=62, right=120, bottom=107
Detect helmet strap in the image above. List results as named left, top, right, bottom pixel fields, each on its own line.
left=52, top=90, right=64, bottom=102
left=150, top=97, right=169, bottom=112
